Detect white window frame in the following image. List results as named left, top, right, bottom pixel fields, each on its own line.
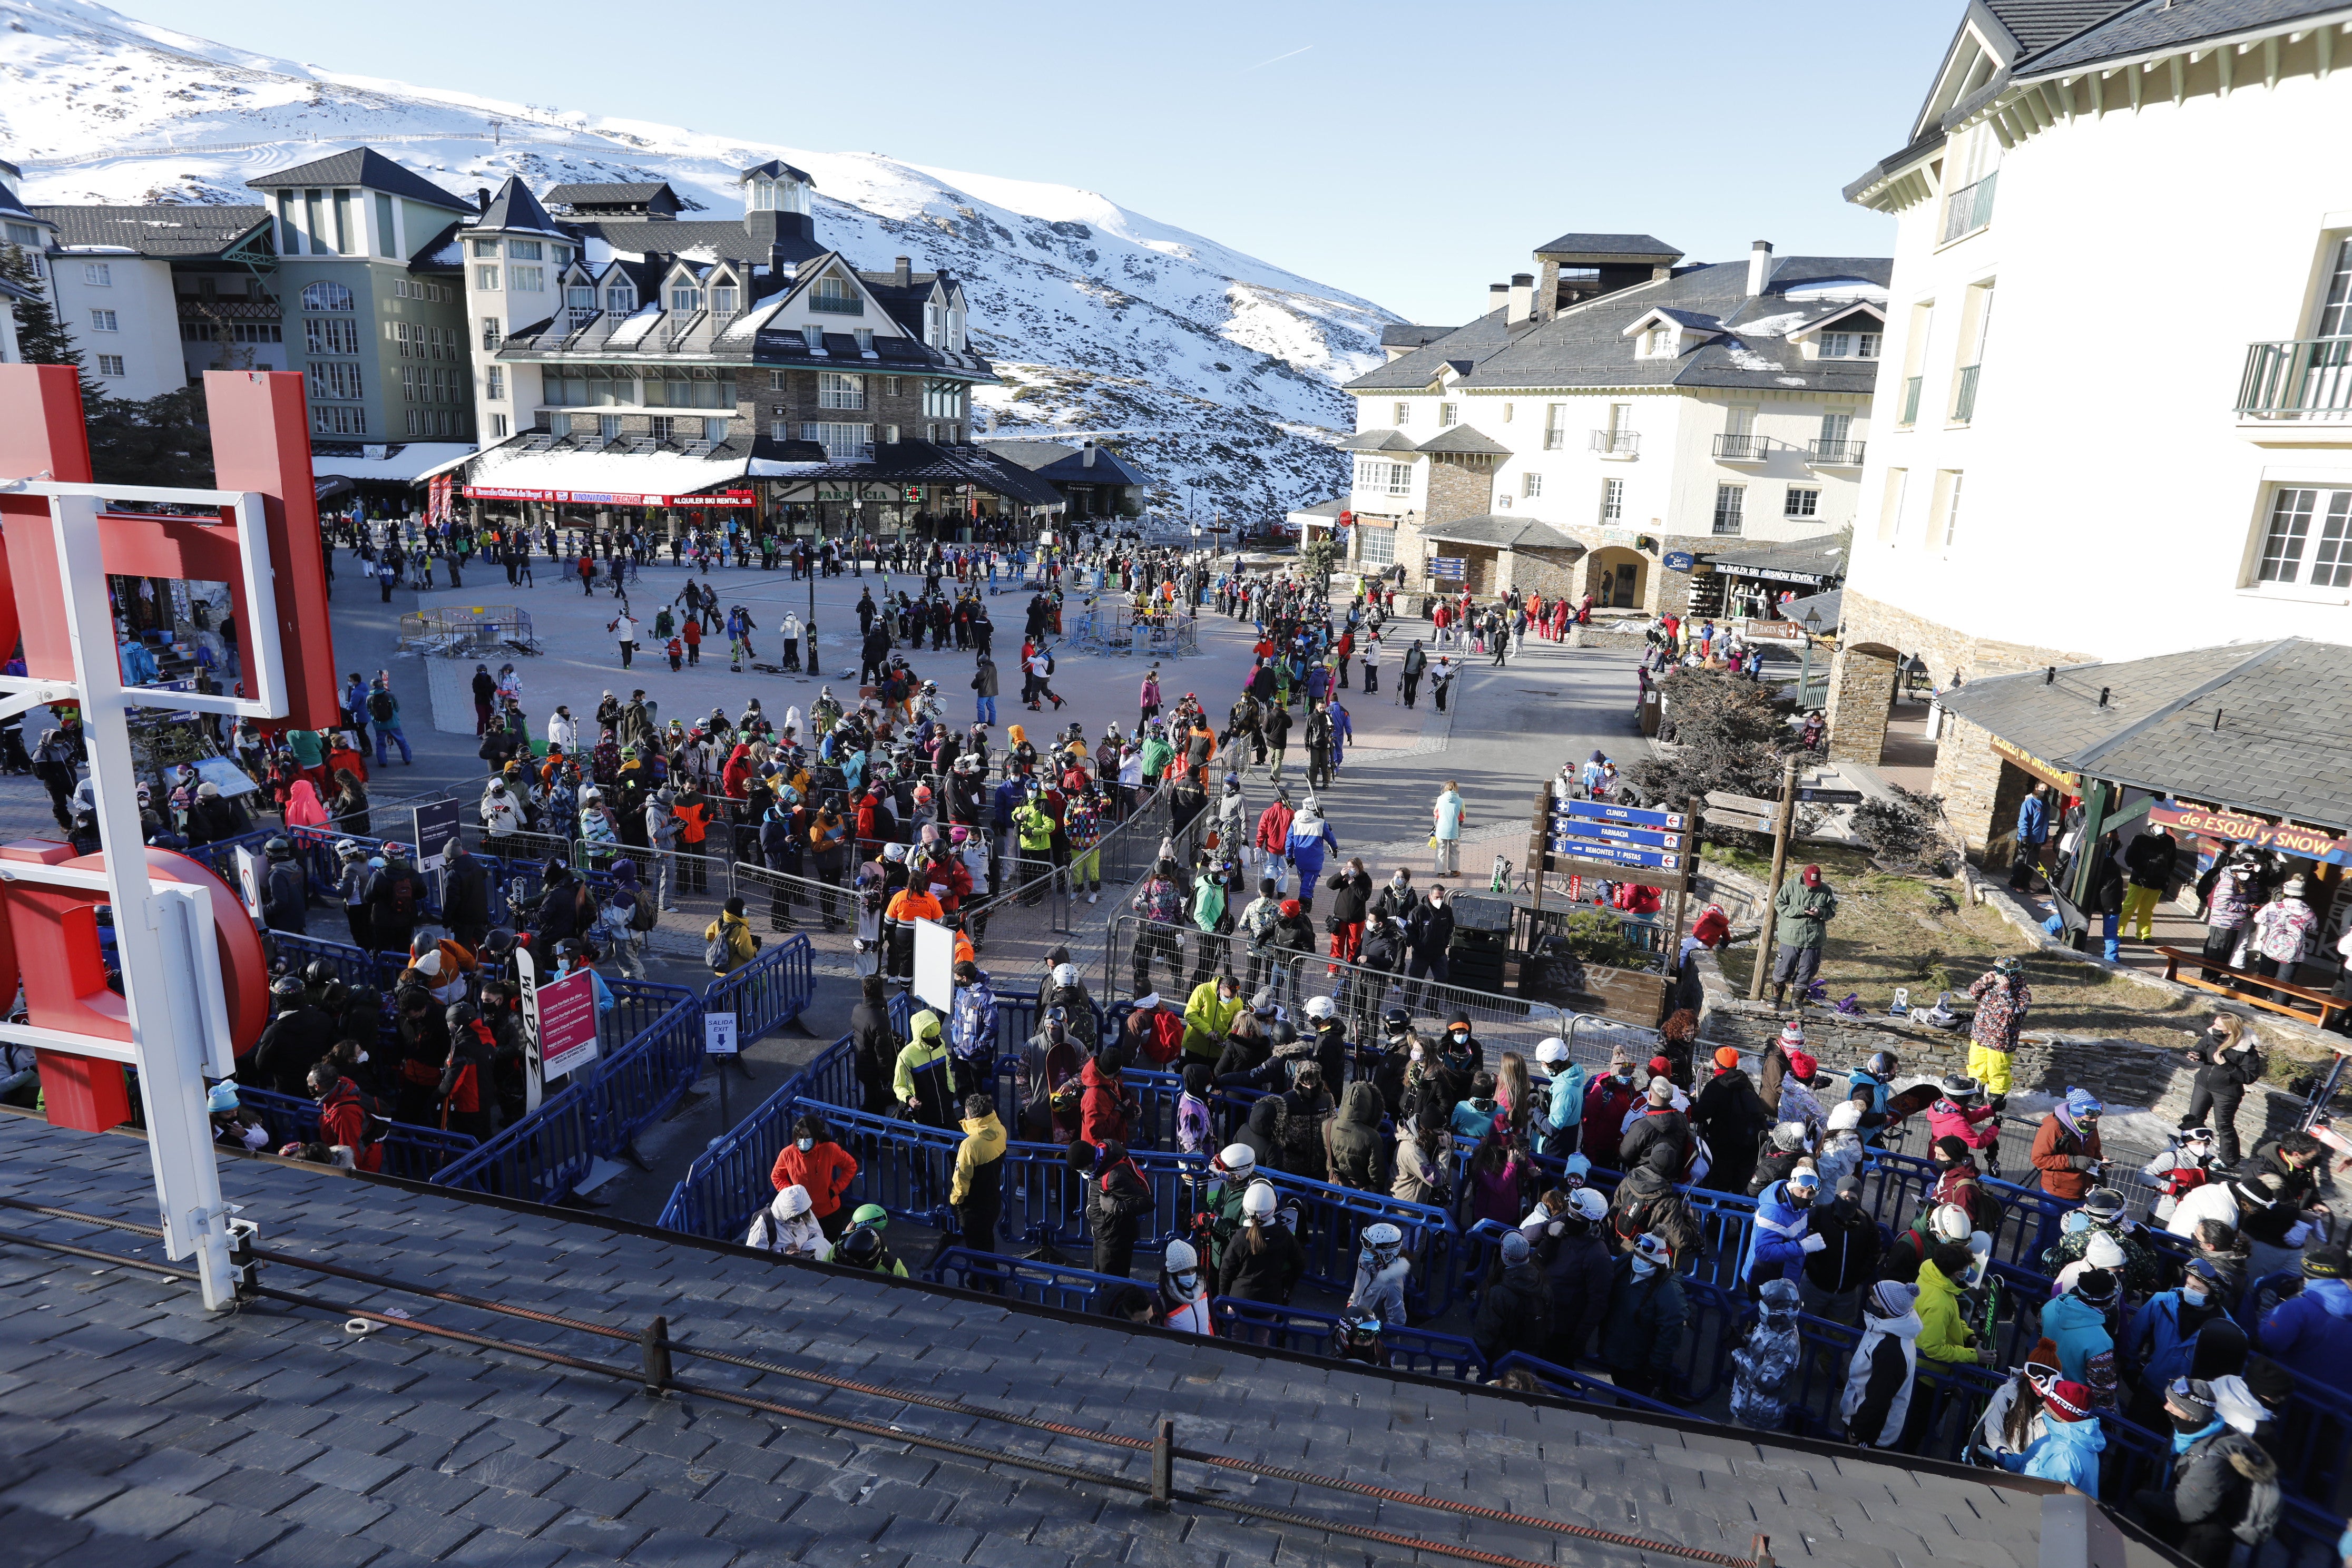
left=1544, top=404, right=1565, bottom=450
left=1784, top=486, right=1820, bottom=518
left=669, top=285, right=703, bottom=314
left=1712, top=483, right=1745, bottom=536
left=509, top=265, right=545, bottom=293
left=819, top=372, right=866, bottom=410
left=1522, top=472, right=1542, bottom=499
left=95, top=354, right=125, bottom=377
left=710, top=286, right=740, bottom=317
left=1393, top=401, right=1410, bottom=427
left=83, top=263, right=111, bottom=287
left=2255, top=486, right=2352, bottom=591
left=508, top=240, right=542, bottom=261
left=90, top=309, right=118, bottom=332
left=488, top=413, right=509, bottom=438
left=475, top=266, right=501, bottom=292
left=486, top=366, right=504, bottom=400
left=1439, top=402, right=1458, bottom=427
left=705, top=416, right=731, bottom=444
left=1600, top=477, right=1623, bottom=522
left=1357, top=525, right=1396, bottom=567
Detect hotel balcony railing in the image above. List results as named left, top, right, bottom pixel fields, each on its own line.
left=1589, top=429, right=1640, bottom=456
left=1900, top=375, right=1923, bottom=426
left=1807, top=439, right=1867, bottom=466
left=1711, top=433, right=1767, bottom=460
left=2237, top=337, right=2352, bottom=420
left=1952, top=363, right=1981, bottom=423
left=1941, top=171, right=1997, bottom=243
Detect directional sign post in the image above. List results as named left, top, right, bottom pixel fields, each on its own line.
left=1430, top=556, right=1465, bottom=580
left=1798, top=787, right=1865, bottom=806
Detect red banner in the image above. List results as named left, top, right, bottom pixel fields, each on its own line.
left=2149, top=804, right=2351, bottom=866
left=463, top=487, right=758, bottom=507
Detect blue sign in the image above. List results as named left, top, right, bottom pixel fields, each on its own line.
left=1429, top=557, right=1465, bottom=580
left=1549, top=837, right=1685, bottom=870
left=1545, top=817, right=1682, bottom=850
left=1556, top=799, right=1687, bottom=831
left=1663, top=551, right=1695, bottom=572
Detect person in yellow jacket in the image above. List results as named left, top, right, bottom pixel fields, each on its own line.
left=1914, top=1253, right=1998, bottom=1368
left=703, top=896, right=760, bottom=974
left=949, top=1093, right=1007, bottom=1253
left=893, top=1010, right=956, bottom=1129
left=1181, top=973, right=1246, bottom=1065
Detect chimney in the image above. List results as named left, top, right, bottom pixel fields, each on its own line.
left=894, top=256, right=912, bottom=286
left=1082, top=440, right=1097, bottom=468
left=1507, top=272, right=1534, bottom=325
left=1487, top=283, right=1510, bottom=316
left=1746, top=240, right=1773, bottom=297
left=476, top=187, right=491, bottom=214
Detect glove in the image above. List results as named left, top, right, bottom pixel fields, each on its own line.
left=1800, top=1233, right=1828, bottom=1254
left=2072, top=1157, right=2098, bottom=1170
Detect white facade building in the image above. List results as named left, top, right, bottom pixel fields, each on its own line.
left=1340, top=234, right=1886, bottom=615
left=1828, top=0, right=2352, bottom=782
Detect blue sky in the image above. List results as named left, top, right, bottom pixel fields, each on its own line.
left=125, top=0, right=1962, bottom=324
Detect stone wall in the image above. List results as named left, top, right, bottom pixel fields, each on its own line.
left=1825, top=642, right=1896, bottom=765
left=1835, top=588, right=2098, bottom=700
left=1930, top=711, right=2012, bottom=860
left=1424, top=457, right=1493, bottom=527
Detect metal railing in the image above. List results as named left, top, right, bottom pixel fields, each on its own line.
left=1941, top=170, right=1997, bottom=242
left=233, top=1084, right=479, bottom=1180
left=1588, top=429, right=1640, bottom=456
left=2238, top=336, right=2352, bottom=420
left=1900, top=376, right=1923, bottom=425
left=1710, top=433, right=1767, bottom=461
left=1952, top=363, right=1981, bottom=423
left=1806, top=438, right=1867, bottom=465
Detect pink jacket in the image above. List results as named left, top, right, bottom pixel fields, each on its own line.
left=1926, top=1097, right=2000, bottom=1150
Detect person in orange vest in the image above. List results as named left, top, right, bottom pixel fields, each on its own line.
left=672, top=781, right=714, bottom=894
left=883, top=878, right=943, bottom=985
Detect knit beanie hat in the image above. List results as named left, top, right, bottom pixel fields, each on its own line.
left=2072, top=1267, right=2119, bottom=1307
left=1646, top=1077, right=1675, bottom=1105
left=1500, top=1231, right=1531, bottom=1265
left=2167, top=1378, right=2218, bottom=1427
left=2302, top=1244, right=2350, bottom=1279
left=1713, top=1046, right=1741, bottom=1071
left=2025, top=1337, right=2061, bottom=1377
left=1869, top=1280, right=1917, bottom=1318
left=1933, top=1135, right=1970, bottom=1162
left=2042, top=1380, right=2094, bottom=1423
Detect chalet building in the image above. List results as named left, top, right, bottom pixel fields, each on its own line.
left=977, top=437, right=1151, bottom=519
left=455, top=162, right=1058, bottom=540
left=1334, top=232, right=1886, bottom=616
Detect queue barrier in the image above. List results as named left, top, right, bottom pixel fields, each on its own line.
left=702, top=934, right=817, bottom=1047
left=928, top=1248, right=1140, bottom=1314
left=1209, top=1298, right=1489, bottom=1380
left=1486, top=1351, right=1689, bottom=1419
left=233, top=1084, right=479, bottom=1181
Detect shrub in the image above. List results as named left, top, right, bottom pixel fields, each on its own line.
left=1853, top=784, right=1958, bottom=876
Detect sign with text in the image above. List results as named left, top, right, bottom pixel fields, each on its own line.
left=1663, top=551, right=1695, bottom=572
left=2150, top=805, right=2352, bottom=866
left=1798, top=787, right=1865, bottom=805
left=1540, top=849, right=1694, bottom=893
left=464, top=487, right=756, bottom=508
left=1545, top=816, right=1683, bottom=850
left=703, top=1011, right=739, bottom=1057
left=1743, top=621, right=1807, bottom=643
left=1546, top=835, right=1686, bottom=870
left=1555, top=798, right=1688, bottom=831
left=412, top=799, right=463, bottom=873
left=535, top=969, right=601, bottom=1082
left=515, top=945, right=543, bottom=1114
left=1988, top=734, right=2080, bottom=792
left=1429, top=557, right=1465, bottom=580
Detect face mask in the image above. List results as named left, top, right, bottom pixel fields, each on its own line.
left=1630, top=1253, right=1659, bottom=1278
left=796, top=1138, right=814, bottom=1153
left=2169, top=1409, right=2212, bottom=1436
left=1409, top=1045, right=1424, bottom=1062
left=1173, top=1272, right=1198, bottom=1293
left=2183, top=1285, right=2209, bottom=1307
left=1449, top=1031, right=1468, bottom=1045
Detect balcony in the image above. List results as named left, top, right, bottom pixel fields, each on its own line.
left=809, top=292, right=865, bottom=316
left=1952, top=363, right=1981, bottom=423
left=1900, top=375, right=1922, bottom=426
left=1941, top=171, right=1997, bottom=244
left=1807, top=439, right=1867, bottom=466
left=1542, top=428, right=1565, bottom=450
left=1589, top=428, right=1640, bottom=458
left=2238, top=337, right=2352, bottom=422
left=1711, top=433, right=1768, bottom=462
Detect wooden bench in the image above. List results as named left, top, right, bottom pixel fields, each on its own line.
left=2154, top=945, right=2349, bottom=1031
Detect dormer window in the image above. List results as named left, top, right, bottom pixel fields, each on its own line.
left=1818, top=331, right=1881, bottom=359
left=813, top=275, right=861, bottom=315
left=606, top=285, right=634, bottom=315
left=925, top=303, right=946, bottom=346
left=1640, top=327, right=1674, bottom=357
left=669, top=285, right=704, bottom=314
left=471, top=238, right=498, bottom=258
left=508, top=240, right=542, bottom=261
left=710, top=285, right=739, bottom=317
left=855, top=328, right=874, bottom=353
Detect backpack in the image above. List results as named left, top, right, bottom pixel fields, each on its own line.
left=386, top=871, right=417, bottom=919
left=629, top=895, right=658, bottom=933
left=368, top=690, right=396, bottom=723
left=705, top=932, right=732, bottom=973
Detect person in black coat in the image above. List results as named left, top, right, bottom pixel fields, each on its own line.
left=848, top=973, right=895, bottom=1114
left=1217, top=1195, right=1307, bottom=1305
left=440, top=845, right=491, bottom=950
left=1691, top=1048, right=1771, bottom=1197
left=252, top=978, right=336, bottom=1096
left=1528, top=1188, right=1615, bottom=1366
left=1086, top=1141, right=1154, bottom=1281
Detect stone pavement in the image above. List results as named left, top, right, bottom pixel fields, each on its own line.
left=0, top=1113, right=2107, bottom=1568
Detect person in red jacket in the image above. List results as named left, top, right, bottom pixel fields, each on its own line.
left=1582, top=1051, right=1641, bottom=1162
left=681, top=614, right=702, bottom=666
left=1253, top=788, right=1296, bottom=880
left=770, top=1113, right=860, bottom=1239
left=1079, top=1049, right=1137, bottom=1152
left=1121, top=993, right=1186, bottom=1068
left=721, top=742, right=754, bottom=805
left=1691, top=904, right=1730, bottom=950
left=308, top=1063, right=384, bottom=1173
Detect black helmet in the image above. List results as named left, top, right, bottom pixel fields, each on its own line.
left=481, top=928, right=516, bottom=957
left=264, top=836, right=293, bottom=859
left=303, top=959, right=332, bottom=988
left=1383, top=1007, right=1410, bottom=1035
left=836, top=1227, right=881, bottom=1266
left=445, top=1001, right=479, bottom=1030
left=270, top=974, right=305, bottom=999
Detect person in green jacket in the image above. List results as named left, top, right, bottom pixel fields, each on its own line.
left=834, top=1202, right=909, bottom=1278
left=1181, top=973, right=1244, bottom=1064
left=1769, top=864, right=1838, bottom=1008
left=1139, top=729, right=1175, bottom=790
left=893, top=1010, right=955, bottom=1128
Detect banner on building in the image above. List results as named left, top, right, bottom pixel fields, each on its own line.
left=1987, top=733, right=2080, bottom=792
left=463, top=487, right=758, bottom=508
left=2150, top=804, right=2352, bottom=866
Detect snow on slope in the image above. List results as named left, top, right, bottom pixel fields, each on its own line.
left=0, top=0, right=1399, bottom=522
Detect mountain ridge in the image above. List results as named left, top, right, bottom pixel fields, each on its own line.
left=0, top=0, right=1397, bottom=522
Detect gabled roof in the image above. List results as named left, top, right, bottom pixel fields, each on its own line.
left=1533, top=232, right=1682, bottom=260
left=1337, top=429, right=1422, bottom=453
left=1980, top=0, right=2138, bottom=58
left=1419, top=515, right=1586, bottom=552
left=977, top=438, right=1151, bottom=487
left=1939, top=638, right=2352, bottom=830
left=2013, top=0, right=2343, bottom=75
left=544, top=181, right=680, bottom=214
left=244, top=147, right=471, bottom=211
left=1701, top=532, right=1850, bottom=584
left=28, top=204, right=270, bottom=259
left=1365, top=257, right=1893, bottom=396
left=1415, top=424, right=1510, bottom=455
left=476, top=177, right=565, bottom=238
left=581, top=217, right=824, bottom=268
left=740, top=158, right=816, bottom=185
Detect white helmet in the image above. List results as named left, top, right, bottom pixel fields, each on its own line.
left=1216, top=1144, right=1257, bottom=1182
left=1534, top=1037, right=1570, bottom=1067
left=1362, top=1222, right=1403, bottom=1268
left=1926, top=1203, right=1973, bottom=1244
left=1242, top=1182, right=1278, bottom=1219
left=1304, top=995, right=1336, bottom=1021
left=1164, top=1239, right=1198, bottom=1273
left=1827, top=1101, right=1863, bottom=1132
left=774, top=1184, right=813, bottom=1220
left=1566, top=1188, right=1610, bottom=1224
left=1052, top=963, right=1077, bottom=988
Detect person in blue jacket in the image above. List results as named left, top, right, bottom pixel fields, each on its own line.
left=2128, top=1258, right=2238, bottom=1404
left=1846, top=1050, right=1899, bottom=1146
left=1999, top=1376, right=2104, bottom=1493
left=1532, top=1037, right=1587, bottom=1159
left=1285, top=797, right=1338, bottom=914
left=2257, top=1243, right=2352, bottom=1396
left=1743, top=1169, right=1824, bottom=1296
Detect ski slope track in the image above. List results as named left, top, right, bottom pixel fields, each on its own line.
left=1, top=0, right=1398, bottom=522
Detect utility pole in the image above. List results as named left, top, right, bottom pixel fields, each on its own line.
left=1747, top=756, right=1801, bottom=1001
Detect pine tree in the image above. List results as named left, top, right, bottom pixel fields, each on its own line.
left=0, top=243, right=83, bottom=371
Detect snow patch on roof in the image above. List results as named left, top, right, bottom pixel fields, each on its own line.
left=1724, top=347, right=1782, bottom=373
left=1730, top=311, right=1809, bottom=339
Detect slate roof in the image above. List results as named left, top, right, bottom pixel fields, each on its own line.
left=580, top=218, right=802, bottom=267
left=475, top=176, right=562, bottom=238
left=1289, top=497, right=1346, bottom=518
left=1349, top=257, right=1893, bottom=398
left=2014, top=0, right=2348, bottom=73
left=0, top=1115, right=2098, bottom=1568
left=244, top=148, right=471, bottom=211
left=739, top=158, right=815, bottom=186
left=1337, top=428, right=1422, bottom=453
left=1702, top=532, right=1851, bottom=584
left=1941, top=638, right=2352, bottom=829
left=974, top=438, right=1151, bottom=487
left=1980, top=0, right=2138, bottom=58
left=751, top=440, right=1066, bottom=506
left=1533, top=232, right=1683, bottom=259
left=544, top=182, right=680, bottom=213
left=1379, top=324, right=1453, bottom=349
left=1780, top=586, right=1844, bottom=631
left=1419, top=514, right=1587, bottom=551
left=27, top=205, right=270, bottom=259
left=1415, top=424, right=1511, bottom=455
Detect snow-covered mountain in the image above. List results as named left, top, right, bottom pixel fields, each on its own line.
left=0, top=0, right=1397, bottom=523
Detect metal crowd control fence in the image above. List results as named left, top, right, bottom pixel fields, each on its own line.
left=1486, top=1351, right=1689, bottom=1419
left=1209, top=1299, right=1488, bottom=1380
left=233, top=1084, right=479, bottom=1181
left=928, top=1248, right=1136, bottom=1313
left=702, top=933, right=816, bottom=1047
left=429, top=977, right=705, bottom=1201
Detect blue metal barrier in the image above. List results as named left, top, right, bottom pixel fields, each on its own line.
left=264, top=930, right=405, bottom=993
left=702, top=934, right=816, bottom=1046
left=1209, top=1298, right=1489, bottom=1380
left=928, top=1247, right=1138, bottom=1313
left=1487, top=1351, right=1688, bottom=1418
left=233, top=1084, right=478, bottom=1181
